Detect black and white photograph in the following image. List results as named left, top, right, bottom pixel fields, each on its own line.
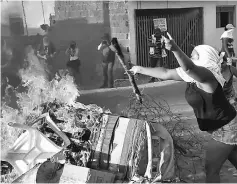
left=1, top=0, right=237, bottom=183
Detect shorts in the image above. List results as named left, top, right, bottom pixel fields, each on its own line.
left=66, top=59, right=81, bottom=69
left=211, top=115, right=237, bottom=145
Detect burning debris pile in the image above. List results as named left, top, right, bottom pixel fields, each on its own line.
left=1, top=53, right=110, bottom=182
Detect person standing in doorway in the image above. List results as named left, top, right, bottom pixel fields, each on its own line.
left=220, top=24, right=236, bottom=67
left=65, top=41, right=81, bottom=83
left=98, top=39, right=116, bottom=88
left=148, top=28, right=167, bottom=83
left=37, top=36, right=56, bottom=79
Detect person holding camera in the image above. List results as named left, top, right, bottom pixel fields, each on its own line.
left=65, top=41, right=81, bottom=82
left=148, top=28, right=167, bottom=83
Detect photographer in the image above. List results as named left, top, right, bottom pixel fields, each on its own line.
left=148, top=28, right=167, bottom=83
left=65, top=41, right=81, bottom=80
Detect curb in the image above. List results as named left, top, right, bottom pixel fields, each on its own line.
left=80, top=80, right=182, bottom=95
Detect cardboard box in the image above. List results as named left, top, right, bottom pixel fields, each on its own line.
left=59, top=164, right=115, bottom=183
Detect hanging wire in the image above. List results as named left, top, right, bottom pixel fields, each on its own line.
left=21, top=1, right=28, bottom=36
left=41, top=0, right=46, bottom=24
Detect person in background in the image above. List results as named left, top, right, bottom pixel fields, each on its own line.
left=1, top=39, right=21, bottom=91
left=220, top=53, right=237, bottom=104
left=148, top=28, right=167, bottom=83
left=65, top=41, right=81, bottom=83
left=130, top=32, right=237, bottom=183
left=98, top=39, right=115, bottom=88
left=220, top=24, right=236, bottom=67
left=37, top=36, right=56, bottom=79
left=1, top=39, right=13, bottom=69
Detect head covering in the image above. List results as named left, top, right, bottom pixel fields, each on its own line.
left=220, top=24, right=235, bottom=39
left=70, top=41, right=76, bottom=49
left=176, top=45, right=226, bottom=87
left=226, top=24, right=235, bottom=30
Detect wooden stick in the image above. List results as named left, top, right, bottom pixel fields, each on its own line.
left=144, top=121, right=153, bottom=179
left=115, top=52, right=143, bottom=103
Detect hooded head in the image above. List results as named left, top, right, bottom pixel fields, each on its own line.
left=177, top=45, right=226, bottom=86
left=225, top=24, right=235, bottom=31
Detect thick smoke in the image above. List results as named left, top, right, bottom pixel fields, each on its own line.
left=1, top=1, right=25, bottom=25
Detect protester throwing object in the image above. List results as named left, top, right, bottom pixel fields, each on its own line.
left=130, top=32, right=237, bottom=183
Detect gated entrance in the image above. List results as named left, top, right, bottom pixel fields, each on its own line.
left=135, top=8, right=203, bottom=68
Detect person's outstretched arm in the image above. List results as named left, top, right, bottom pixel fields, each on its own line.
left=162, top=33, right=216, bottom=84
left=130, top=66, right=183, bottom=81
left=222, top=38, right=232, bottom=58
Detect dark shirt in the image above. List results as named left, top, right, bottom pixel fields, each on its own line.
left=185, top=82, right=236, bottom=131
left=148, top=36, right=163, bottom=58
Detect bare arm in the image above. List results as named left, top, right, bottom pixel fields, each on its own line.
left=36, top=44, right=46, bottom=59
left=137, top=67, right=183, bottom=81
left=75, top=47, right=79, bottom=57
left=50, top=43, right=56, bottom=56
left=65, top=48, right=70, bottom=55
left=164, top=34, right=216, bottom=84
left=230, top=66, right=237, bottom=78
left=222, top=38, right=232, bottom=58
left=172, top=46, right=215, bottom=83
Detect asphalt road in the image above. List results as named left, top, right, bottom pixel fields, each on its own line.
left=79, top=80, right=192, bottom=115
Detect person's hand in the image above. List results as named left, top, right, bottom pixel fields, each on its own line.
left=227, top=57, right=232, bottom=65
left=162, top=32, right=178, bottom=51
left=129, top=66, right=142, bottom=75
left=42, top=55, right=47, bottom=60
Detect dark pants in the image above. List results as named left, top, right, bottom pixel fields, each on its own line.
left=150, top=57, right=163, bottom=81
left=150, top=57, right=163, bottom=68
left=102, top=61, right=114, bottom=88
left=67, top=59, right=81, bottom=74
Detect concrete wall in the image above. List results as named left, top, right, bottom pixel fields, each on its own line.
left=49, top=1, right=130, bottom=89
left=128, top=1, right=237, bottom=65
